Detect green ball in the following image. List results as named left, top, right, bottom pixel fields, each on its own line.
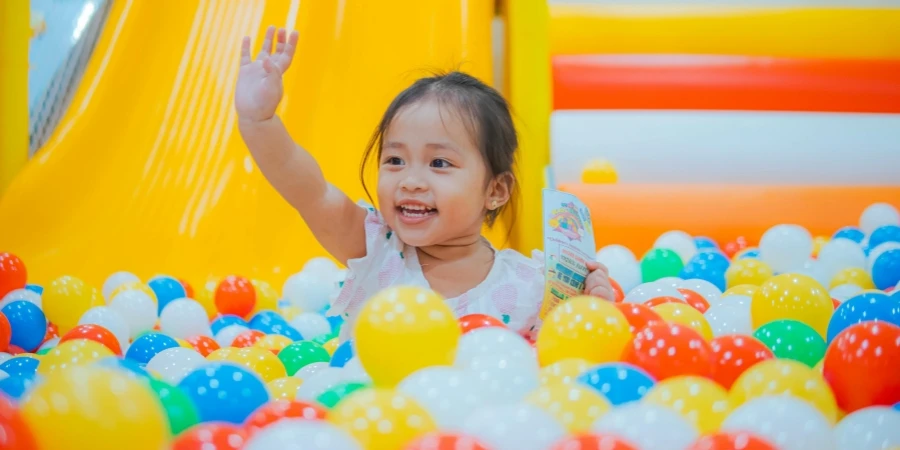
left=277, top=341, right=331, bottom=376
left=315, top=382, right=369, bottom=409
left=753, top=319, right=826, bottom=368
left=641, top=248, right=684, bottom=282
left=311, top=333, right=336, bottom=345
left=36, top=347, right=53, bottom=355
left=147, top=378, right=200, bottom=435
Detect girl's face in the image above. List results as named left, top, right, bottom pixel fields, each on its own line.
left=377, top=98, right=496, bottom=247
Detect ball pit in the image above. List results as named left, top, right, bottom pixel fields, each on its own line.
left=0, top=205, right=899, bottom=449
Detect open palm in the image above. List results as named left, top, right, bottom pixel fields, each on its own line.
left=235, top=26, right=299, bottom=122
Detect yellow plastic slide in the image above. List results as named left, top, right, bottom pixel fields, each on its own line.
left=0, top=0, right=495, bottom=288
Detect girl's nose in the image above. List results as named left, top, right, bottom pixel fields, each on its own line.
left=399, top=172, right=427, bottom=192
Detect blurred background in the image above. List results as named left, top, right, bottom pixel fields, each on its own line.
left=1, top=0, right=899, bottom=289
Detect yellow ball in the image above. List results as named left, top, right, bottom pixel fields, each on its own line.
left=730, top=359, right=838, bottom=424
left=537, top=296, right=631, bottom=366
left=21, top=366, right=169, bottom=450
left=538, top=358, right=592, bottom=386
left=581, top=158, right=618, bottom=184
left=329, top=388, right=436, bottom=448
left=175, top=338, right=192, bottom=349
left=38, top=339, right=114, bottom=375
left=644, top=376, right=731, bottom=434
left=354, top=287, right=460, bottom=387
left=750, top=273, right=832, bottom=338
left=811, top=236, right=829, bottom=257
left=322, top=337, right=339, bottom=355
left=250, top=279, right=280, bottom=316
left=228, top=347, right=288, bottom=383
left=206, top=347, right=235, bottom=361
left=254, top=334, right=294, bottom=354
left=722, top=284, right=759, bottom=298
left=725, top=259, right=774, bottom=288
left=267, top=376, right=303, bottom=400
left=652, top=302, right=714, bottom=341
left=109, top=281, right=158, bottom=304
left=194, top=278, right=219, bottom=319
left=279, top=305, right=303, bottom=322
left=829, top=267, right=875, bottom=290
left=526, top=383, right=611, bottom=433
left=43, top=276, right=103, bottom=333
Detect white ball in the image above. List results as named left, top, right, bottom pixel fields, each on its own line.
left=0, top=369, right=7, bottom=382
left=102, top=271, right=140, bottom=301
left=462, top=355, right=539, bottom=405
left=79, top=306, right=131, bottom=352
left=680, top=279, right=722, bottom=306
left=597, top=245, right=641, bottom=292
left=0, top=288, right=41, bottom=310
left=834, top=406, right=900, bottom=450
left=721, top=396, right=835, bottom=450
left=244, top=419, right=361, bottom=450
left=214, top=324, right=249, bottom=347
left=654, top=277, right=684, bottom=290
left=294, top=362, right=330, bottom=381
left=759, top=224, right=813, bottom=273
left=818, top=238, right=866, bottom=282
left=454, top=327, right=535, bottom=369
left=461, top=403, right=566, bottom=450
left=303, top=257, right=339, bottom=275
left=592, top=402, right=697, bottom=450
left=830, top=284, right=864, bottom=303
left=146, top=347, right=206, bottom=385
left=860, top=203, right=900, bottom=235
left=295, top=367, right=348, bottom=401
left=0, top=353, right=11, bottom=365
left=868, top=242, right=900, bottom=273
left=718, top=294, right=751, bottom=307
left=654, top=230, right=698, bottom=265
left=796, top=258, right=830, bottom=288
left=624, top=282, right=685, bottom=304
left=39, top=337, right=60, bottom=351
left=289, top=313, right=331, bottom=341
left=160, top=299, right=212, bottom=339
left=341, top=357, right=371, bottom=384
left=398, top=366, right=487, bottom=431
left=109, top=290, right=158, bottom=339
left=704, top=302, right=752, bottom=337
left=283, top=272, right=334, bottom=313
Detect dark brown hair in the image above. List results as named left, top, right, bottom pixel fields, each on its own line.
left=360, top=71, right=518, bottom=227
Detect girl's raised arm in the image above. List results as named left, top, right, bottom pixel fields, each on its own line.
left=235, top=26, right=367, bottom=264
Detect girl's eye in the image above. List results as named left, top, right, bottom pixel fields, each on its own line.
left=383, top=157, right=404, bottom=165
left=430, top=159, right=453, bottom=169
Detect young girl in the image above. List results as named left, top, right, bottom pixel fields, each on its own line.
left=236, top=27, right=614, bottom=339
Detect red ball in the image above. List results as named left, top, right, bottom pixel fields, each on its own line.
left=550, top=434, right=638, bottom=450
left=7, top=345, right=25, bottom=355
left=823, top=321, right=900, bottom=413
left=232, top=330, right=266, bottom=348
left=43, top=322, right=59, bottom=342
left=179, top=278, right=195, bottom=299
left=60, top=324, right=122, bottom=355
left=405, top=433, right=491, bottom=450
left=832, top=298, right=841, bottom=310
left=185, top=335, right=220, bottom=357
left=623, top=323, right=714, bottom=381
left=244, top=400, right=327, bottom=435
left=677, top=288, right=710, bottom=313
left=0, top=394, right=37, bottom=450
left=709, top=334, right=774, bottom=389
left=687, top=431, right=777, bottom=450
left=609, top=278, right=625, bottom=303
left=0, top=313, right=11, bottom=352
left=0, top=253, right=26, bottom=299
left=215, top=276, right=256, bottom=318
left=723, top=237, right=750, bottom=259
left=614, top=303, right=664, bottom=335
left=172, top=423, right=248, bottom=450
left=643, top=296, right=686, bottom=309
left=459, top=314, right=506, bottom=334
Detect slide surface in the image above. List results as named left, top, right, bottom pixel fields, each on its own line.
left=0, top=0, right=494, bottom=288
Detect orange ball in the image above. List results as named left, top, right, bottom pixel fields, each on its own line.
left=59, top=324, right=122, bottom=356
left=643, top=296, right=686, bottom=308
left=215, top=275, right=256, bottom=318
left=185, top=335, right=220, bottom=357
left=677, top=288, right=710, bottom=313
left=232, top=330, right=266, bottom=348
left=609, top=278, right=625, bottom=303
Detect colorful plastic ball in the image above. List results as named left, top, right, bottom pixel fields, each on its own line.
left=146, top=347, right=207, bottom=385
left=354, top=287, right=460, bottom=387
left=622, top=323, right=714, bottom=381
left=458, top=313, right=505, bottom=334
left=592, top=402, right=698, bottom=450
left=824, top=321, right=900, bottom=413
left=869, top=224, right=900, bottom=249
left=215, top=275, right=257, bottom=318
left=42, top=276, right=102, bottom=334
left=0, top=394, right=38, bottom=450
left=462, top=403, right=566, bottom=450
left=146, top=377, right=201, bottom=435
left=232, top=330, right=266, bottom=348
left=289, top=312, right=331, bottom=340
left=109, top=289, right=157, bottom=339
left=178, top=363, right=269, bottom=424
left=730, top=359, right=838, bottom=423
left=694, top=236, right=719, bottom=250
left=24, top=284, right=42, bottom=295
left=60, top=323, right=122, bottom=355
left=1, top=301, right=47, bottom=352
left=39, top=339, right=115, bottom=375
left=709, top=335, right=773, bottom=389
left=833, top=226, right=865, bottom=243
left=721, top=396, right=833, bottom=450
left=873, top=249, right=900, bottom=290
left=95, top=356, right=152, bottom=378
left=641, top=248, right=684, bottom=283
left=101, top=271, right=140, bottom=301
left=249, top=279, right=279, bottom=317
left=537, top=296, right=630, bottom=366
left=228, top=347, right=288, bottom=383
left=160, top=299, right=212, bottom=339
left=597, top=245, right=641, bottom=293
left=537, top=358, right=591, bottom=387
left=0, top=312, right=10, bottom=352
left=277, top=341, right=331, bottom=376
left=316, top=381, right=368, bottom=409
left=266, top=376, right=304, bottom=400
left=253, top=334, right=293, bottom=354
left=397, top=366, right=485, bottom=431
left=654, top=230, right=698, bottom=265
left=244, top=399, right=327, bottom=435
left=329, top=388, right=436, bottom=449
left=652, top=302, right=714, bottom=341
left=753, top=319, right=826, bottom=367
left=172, top=422, right=248, bottom=450
left=0, top=288, right=41, bottom=310
left=680, top=251, right=729, bottom=291
left=283, top=271, right=333, bottom=313
left=725, top=259, right=773, bottom=288
left=613, top=303, right=663, bottom=335
left=687, top=432, right=777, bottom=450
left=210, top=314, right=248, bottom=335
left=577, top=362, right=656, bottom=406
left=249, top=311, right=302, bottom=340
left=330, top=340, right=354, bottom=368
left=0, top=373, right=37, bottom=400
left=676, top=288, right=709, bottom=313
left=827, top=292, right=900, bottom=343
left=78, top=305, right=130, bottom=352
left=644, top=376, right=731, bottom=434
left=737, top=248, right=760, bottom=259
left=0, top=355, right=39, bottom=377
left=185, top=335, right=219, bottom=357
left=0, top=253, right=26, bottom=299
left=147, top=275, right=188, bottom=314
left=109, top=281, right=158, bottom=305
left=406, top=433, right=491, bottom=450
left=750, top=273, right=832, bottom=339
left=759, top=224, right=813, bottom=273
left=833, top=406, right=900, bottom=450
left=325, top=314, right=344, bottom=333
left=243, top=420, right=360, bottom=450
left=550, top=434, right=638, bottom=450
left=126, top=332, right=180, bottom=364
left=21, top=366, right=169, bottom=450
left=526, top=383, right=612, bottom=434
left=830, top=267, right=875, bottom=290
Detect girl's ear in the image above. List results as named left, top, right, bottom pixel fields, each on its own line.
left=484, top=171, right=514, bottom=211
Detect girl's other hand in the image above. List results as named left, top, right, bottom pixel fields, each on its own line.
left=584, top=260, right=615, bottom=301
left=235, top=26, right=299, bottom=123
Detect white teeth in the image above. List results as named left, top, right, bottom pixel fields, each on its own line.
left=399, top=204, right=434, bottom=211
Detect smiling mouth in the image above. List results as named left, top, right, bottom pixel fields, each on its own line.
left=397, top=204, right=438, bottom=219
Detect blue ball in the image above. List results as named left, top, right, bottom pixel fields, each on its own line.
left=330, top=340, right=354, bottom=368
left=679, top=250, right=729, bottom=291
left=24, top=284, right=43, bottom=295
left=1, top=301, right=47, bottom=352
left=0, top=373, right=37, bottom=400
left=869, top=225, right=900, bottom=251
left=0, top=356, right=39, bottom=378
left=577, top=363, right=656, bottom=406
left=827, top=292, right=900, bottom=343
left=895, top=402, right=900, bottom=412
left=872, top=249, right=900, bottom=290
left=694, top=236, right=719, bottom=250
left=326, top=315, right=344, bottom=333
left=833, top=226, right=865, bottom=243
left=95, top=357, right=152, bottom=379
left=148, top=276, right=187, bottom=315
left=738, top=249, right=760, bottom=259
left=211, top=314, right=248, bottom=335
left=178, top=363, right=269, bottom=424
left=249, top=310, right=302, bottom=340
left=125, top=332, right=180, bottom=364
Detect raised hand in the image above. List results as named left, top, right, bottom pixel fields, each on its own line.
left=235, top=26, right=299, bottom=123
